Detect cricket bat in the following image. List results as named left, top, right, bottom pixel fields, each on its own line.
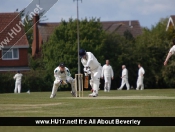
left=84, top=75, right=89, bottom=89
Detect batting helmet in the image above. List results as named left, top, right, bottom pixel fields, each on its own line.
left=59, top=62, right=65, bottom=67
left=79, top=49, right=86, bottom=57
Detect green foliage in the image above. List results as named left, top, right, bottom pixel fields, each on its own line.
left=42, top=16, right=175, bottom=89
left=42, top=18, right=106, bottom=75
left=29, top=55, right=45, bottom=70
left=0, top=70, right=54, bottom=93
left=0, top=72, right=15, bottom=93
left=133, top=18, right=170, bottom=88
left=162, top=60, right=175, bottom=87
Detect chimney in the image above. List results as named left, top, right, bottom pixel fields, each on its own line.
left=129, top=21, right=133, bottom=28
left=32, top=14, right=39, bottom=57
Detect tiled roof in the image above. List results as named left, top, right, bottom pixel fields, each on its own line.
left=101, top=20, right=142, bottom=38
left=0, top=13, right=29, bottom=47
left=38, top=20, right=142, bottom=43
left=38, top=23, right=60, bottom=42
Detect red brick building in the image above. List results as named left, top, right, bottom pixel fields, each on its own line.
left=0, top=13, right=29, bottom=71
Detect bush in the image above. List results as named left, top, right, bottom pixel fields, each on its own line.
left=0, top=70, right=71, bottom=93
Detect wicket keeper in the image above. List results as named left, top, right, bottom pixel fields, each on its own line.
left=50, top=63, right=76, bottom=98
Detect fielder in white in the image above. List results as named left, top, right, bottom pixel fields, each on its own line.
left=13, top=71, right=23, bottom=93
left=50, top=63, right=76, bottom=98
left=79, top=49, right=102, bottom=97
left=164, top=39, right=175, bottom=66
left=136, top=64, right=145, bottom=90
left=101, top=60, right=114, bottom=92
left=118, top=65, right=130, bottom=90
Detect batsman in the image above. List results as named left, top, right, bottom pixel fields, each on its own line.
left=79, top=49, right=102, bottom=97
left=50, top=63, right=76, bottom=98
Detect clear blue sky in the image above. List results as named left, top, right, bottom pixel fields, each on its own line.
left=0, top=0, right=175, bottom=29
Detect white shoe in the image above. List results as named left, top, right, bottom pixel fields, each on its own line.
left=88, top=93, right=97, bottom=97
left=26, top=90, right=30, bottom=94
left=50, top=94, right=56, bottom=98
left=117, top=88, right=121, bottom=90
left=71, top=91, right=76, bottom=97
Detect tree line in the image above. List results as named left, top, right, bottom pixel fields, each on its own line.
left=42, top=17, right=175, bottom=89
left=1, top=17, right=175, bottom=93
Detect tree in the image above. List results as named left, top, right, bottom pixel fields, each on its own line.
left=42, top=18, right=106, bottom=76
left=134, top=18, right=170, bottom=88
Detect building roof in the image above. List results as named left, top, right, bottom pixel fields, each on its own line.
left=101, top=20, right=142, bottom=38
left=38, top=23, right=60, bottom=42
left=166, top=15, right=175, bottom=31
left=0, top=13, right=29, bottom=48
left=38, top=20, right=142, bottom=43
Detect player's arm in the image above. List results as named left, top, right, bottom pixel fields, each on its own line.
left=86, top=52, right=94, bottom=67
left=13, top=75, right=16, bottom=80
left=164, top=52, right=172, bottom=66
left=111, top=67, right=114, bottom=79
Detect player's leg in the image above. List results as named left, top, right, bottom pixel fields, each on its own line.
left=107, top=77, right=111, bottom=92
left=136, top=77, right=141, bottom=90
left=125, top=78, right=130, bottom=90
left=118, top=79, right=126, bottom=90
left=89, top=66, right=102, bottom=97
left=67, top=76, right=76, bottom=97
left=14, top=82, right=18, bottom=93
left=104, top=76, right=108, bottom=92
left=140, top=77, right=144, bottom=90
left=18, top=82, right=21, bottom=93
left=50, top=80, right=61, bottom=98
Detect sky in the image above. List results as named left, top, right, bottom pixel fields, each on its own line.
left=0, top=0, right=175, bottom=29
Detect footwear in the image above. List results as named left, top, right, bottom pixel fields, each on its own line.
left=50, top=94, right=56, bottom=98
left=26, top=90, right=30, bottom=94
left=117, top=88, right=121, bottom=90
left=89, top=93, right=97, bottom=97
left=71, top=91, right=76, bottom=97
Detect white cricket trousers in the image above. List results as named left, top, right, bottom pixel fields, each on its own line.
left=119, top=78, right=130, bottom=90
left=89, top=66, right=102, bottom=96
left=50, top=76, right=75, bottom=97
left=136, top=76, right=144, bottom=90
left=104, top=76, right=111, bottom=92
left=14, top=81, right=21, bottom=93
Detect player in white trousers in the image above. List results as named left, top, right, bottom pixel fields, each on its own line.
left=164, top=39, right=175, bottom=66
left=136, top=64, right=145, bottom=90
left=13, top=71, right=23, bottom=93
left=79, top=49, right=102, bottom=97
left=101, top=60, right=114, bottom=92
left=50, top=63, right=76, bottom=98
left=118, top=65, right=130, bottom=90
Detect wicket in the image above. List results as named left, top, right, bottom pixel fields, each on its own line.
left=75, top=74, right=83, bottom=97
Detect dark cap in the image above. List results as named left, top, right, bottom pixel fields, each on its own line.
left=79, top=49, right=86, bottom=57
left=59, top=63, right=65, bottom=67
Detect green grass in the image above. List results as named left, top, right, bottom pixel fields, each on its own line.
left=0, top=89, right=175, bottom=132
